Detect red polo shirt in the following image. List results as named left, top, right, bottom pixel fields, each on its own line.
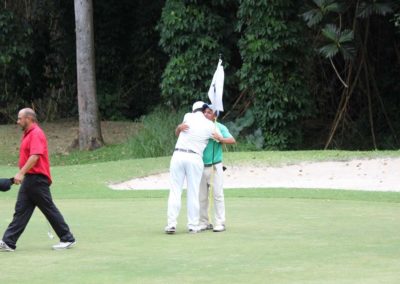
left=19, top=123, right=52, bottom=184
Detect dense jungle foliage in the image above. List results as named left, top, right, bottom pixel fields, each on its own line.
left=1, top=0, right=399, bottom=149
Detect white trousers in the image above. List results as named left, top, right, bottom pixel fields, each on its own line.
left=199, top=163, right=225, bottom=227
left=167, top=151, right=204, bottom=230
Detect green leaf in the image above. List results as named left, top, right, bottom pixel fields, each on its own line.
left=321, top=24, right=340, bottom=42
left=324, top=2, right=344, bottom=13
left=319, top=43, right=339, bottom=58
left=357, top=1, right=394, bottom=18
left=302, top=9, right=324, bottom=27
left=338, top=29, right=354, bottom=43
left=302, top=1, right=344, bottom=27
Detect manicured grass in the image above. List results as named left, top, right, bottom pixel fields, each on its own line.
left=1, top=155, right=400, bottom=283
left=1, top=197, right=400, bottom=283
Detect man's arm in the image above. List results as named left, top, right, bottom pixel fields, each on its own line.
left=212, top=133, right=236, bottom=144
left=175, top=123, right=189, bottom=137
left=14, top=155, right=39, bottom=184
left=212, top=124, right=236, bottom=144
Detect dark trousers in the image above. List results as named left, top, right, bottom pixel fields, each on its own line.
left=2, top=174, right=75, bottom=249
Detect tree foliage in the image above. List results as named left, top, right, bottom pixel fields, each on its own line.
left=0, top=9, right=32, bottom=120
left=0, top=0, right=166, bottom=122
left=301, top=0, right=400, bottom=149
left=237, top=0, right=312, bottom=149
left=1, top=0, right=400, bottom=150
left=94, top=0, right=167, bottom=120
left=158, top=0, right=237, bottom=108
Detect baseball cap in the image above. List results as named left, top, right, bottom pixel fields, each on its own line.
left=192, top=101, right=206, bottom=112
left=204, top=104, right=214, bottom=110
left=0, top=178, right=14, bottom=192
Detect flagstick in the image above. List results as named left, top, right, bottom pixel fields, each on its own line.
left=207, top=55, right=224, bottom=228
left=208, top=118, right=218, bottom=227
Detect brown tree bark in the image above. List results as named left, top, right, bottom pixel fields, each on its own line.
left=74, top=0, right=104, bottom=150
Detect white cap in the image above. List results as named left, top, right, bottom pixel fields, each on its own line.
left=192, top=101, right=205, bottom=112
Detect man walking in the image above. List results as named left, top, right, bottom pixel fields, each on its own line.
left=0, top=108, right=76, bottom=252
left=199, top=105, right=235, bottom=232
left=165, top=101, right=216, bottom=234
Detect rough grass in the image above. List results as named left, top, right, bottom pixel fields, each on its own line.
left=0, top=110, right=181, bottom=166
left=0, top=121, right=140, bottom=166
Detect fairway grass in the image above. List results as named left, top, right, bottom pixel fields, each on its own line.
left=1, top=155, right=400, bottom=283
left=1, top=197, right=400, bottom=283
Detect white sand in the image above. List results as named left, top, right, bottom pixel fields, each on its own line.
left=109, top=158, right=400, bottom=192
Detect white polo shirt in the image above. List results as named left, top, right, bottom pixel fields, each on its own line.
left=175, top=112, right=215, bottom=156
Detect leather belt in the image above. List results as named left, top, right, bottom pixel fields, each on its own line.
left=204, top=161, right=222, bottom=167
left=174, top=148, right=199, bottom=155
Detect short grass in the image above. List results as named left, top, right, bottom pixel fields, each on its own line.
left=1, top=155, right=400, bottom=283
left=1, top=197, right=400, bottom=284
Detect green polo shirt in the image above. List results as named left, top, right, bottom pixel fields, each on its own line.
left=202, top=122, right=233, bottom=165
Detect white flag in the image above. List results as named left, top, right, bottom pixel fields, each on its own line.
left=208, top=59, right=224, bottom=112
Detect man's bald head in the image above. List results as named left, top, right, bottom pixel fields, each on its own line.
left=17, top=108, right=38, bottom=131
left=19, top=108, right=38, bottom=122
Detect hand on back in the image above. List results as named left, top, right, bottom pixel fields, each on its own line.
left=212, top=132, right=223, bottom=143
left=180, top=123, right=190, bottom=132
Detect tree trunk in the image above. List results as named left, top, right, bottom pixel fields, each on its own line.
left=74, top=0, right=104, bottom=150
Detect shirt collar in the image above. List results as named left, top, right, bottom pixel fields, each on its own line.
left=23, top=123, right=38, bottom=137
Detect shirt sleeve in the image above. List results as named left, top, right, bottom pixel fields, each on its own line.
left=182, top=113, right=190, bottom=123
left=219, top=124, right=233, bottom=138
left=29, top=131, right=45, bottom=156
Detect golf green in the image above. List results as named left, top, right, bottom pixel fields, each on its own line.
left=1, top=195, right=399, bottom=283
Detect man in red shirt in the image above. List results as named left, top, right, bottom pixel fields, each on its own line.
left=0, top=108, right=76, bottom=252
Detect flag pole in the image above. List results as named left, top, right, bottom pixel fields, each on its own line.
left=208, top=54, right=223, bottom=229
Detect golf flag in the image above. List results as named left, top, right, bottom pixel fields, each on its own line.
left=208, top=59, right=224, bottom=112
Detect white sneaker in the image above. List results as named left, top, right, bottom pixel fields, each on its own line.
left=52, top=241, right=76, bottom=250
left=188, top=228, right=200, bottom=234
left=188, top=226, right=202, bottom=234
left=0, top=240, right=14, bottom=252
left=199, top=224, right=213, bottom=231
left=213, top=225, right=226, bottom=232
left=164, top=225, right=176, bottom=234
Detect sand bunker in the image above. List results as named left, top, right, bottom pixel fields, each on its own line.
left=109, top=158, right=400, bottom=192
